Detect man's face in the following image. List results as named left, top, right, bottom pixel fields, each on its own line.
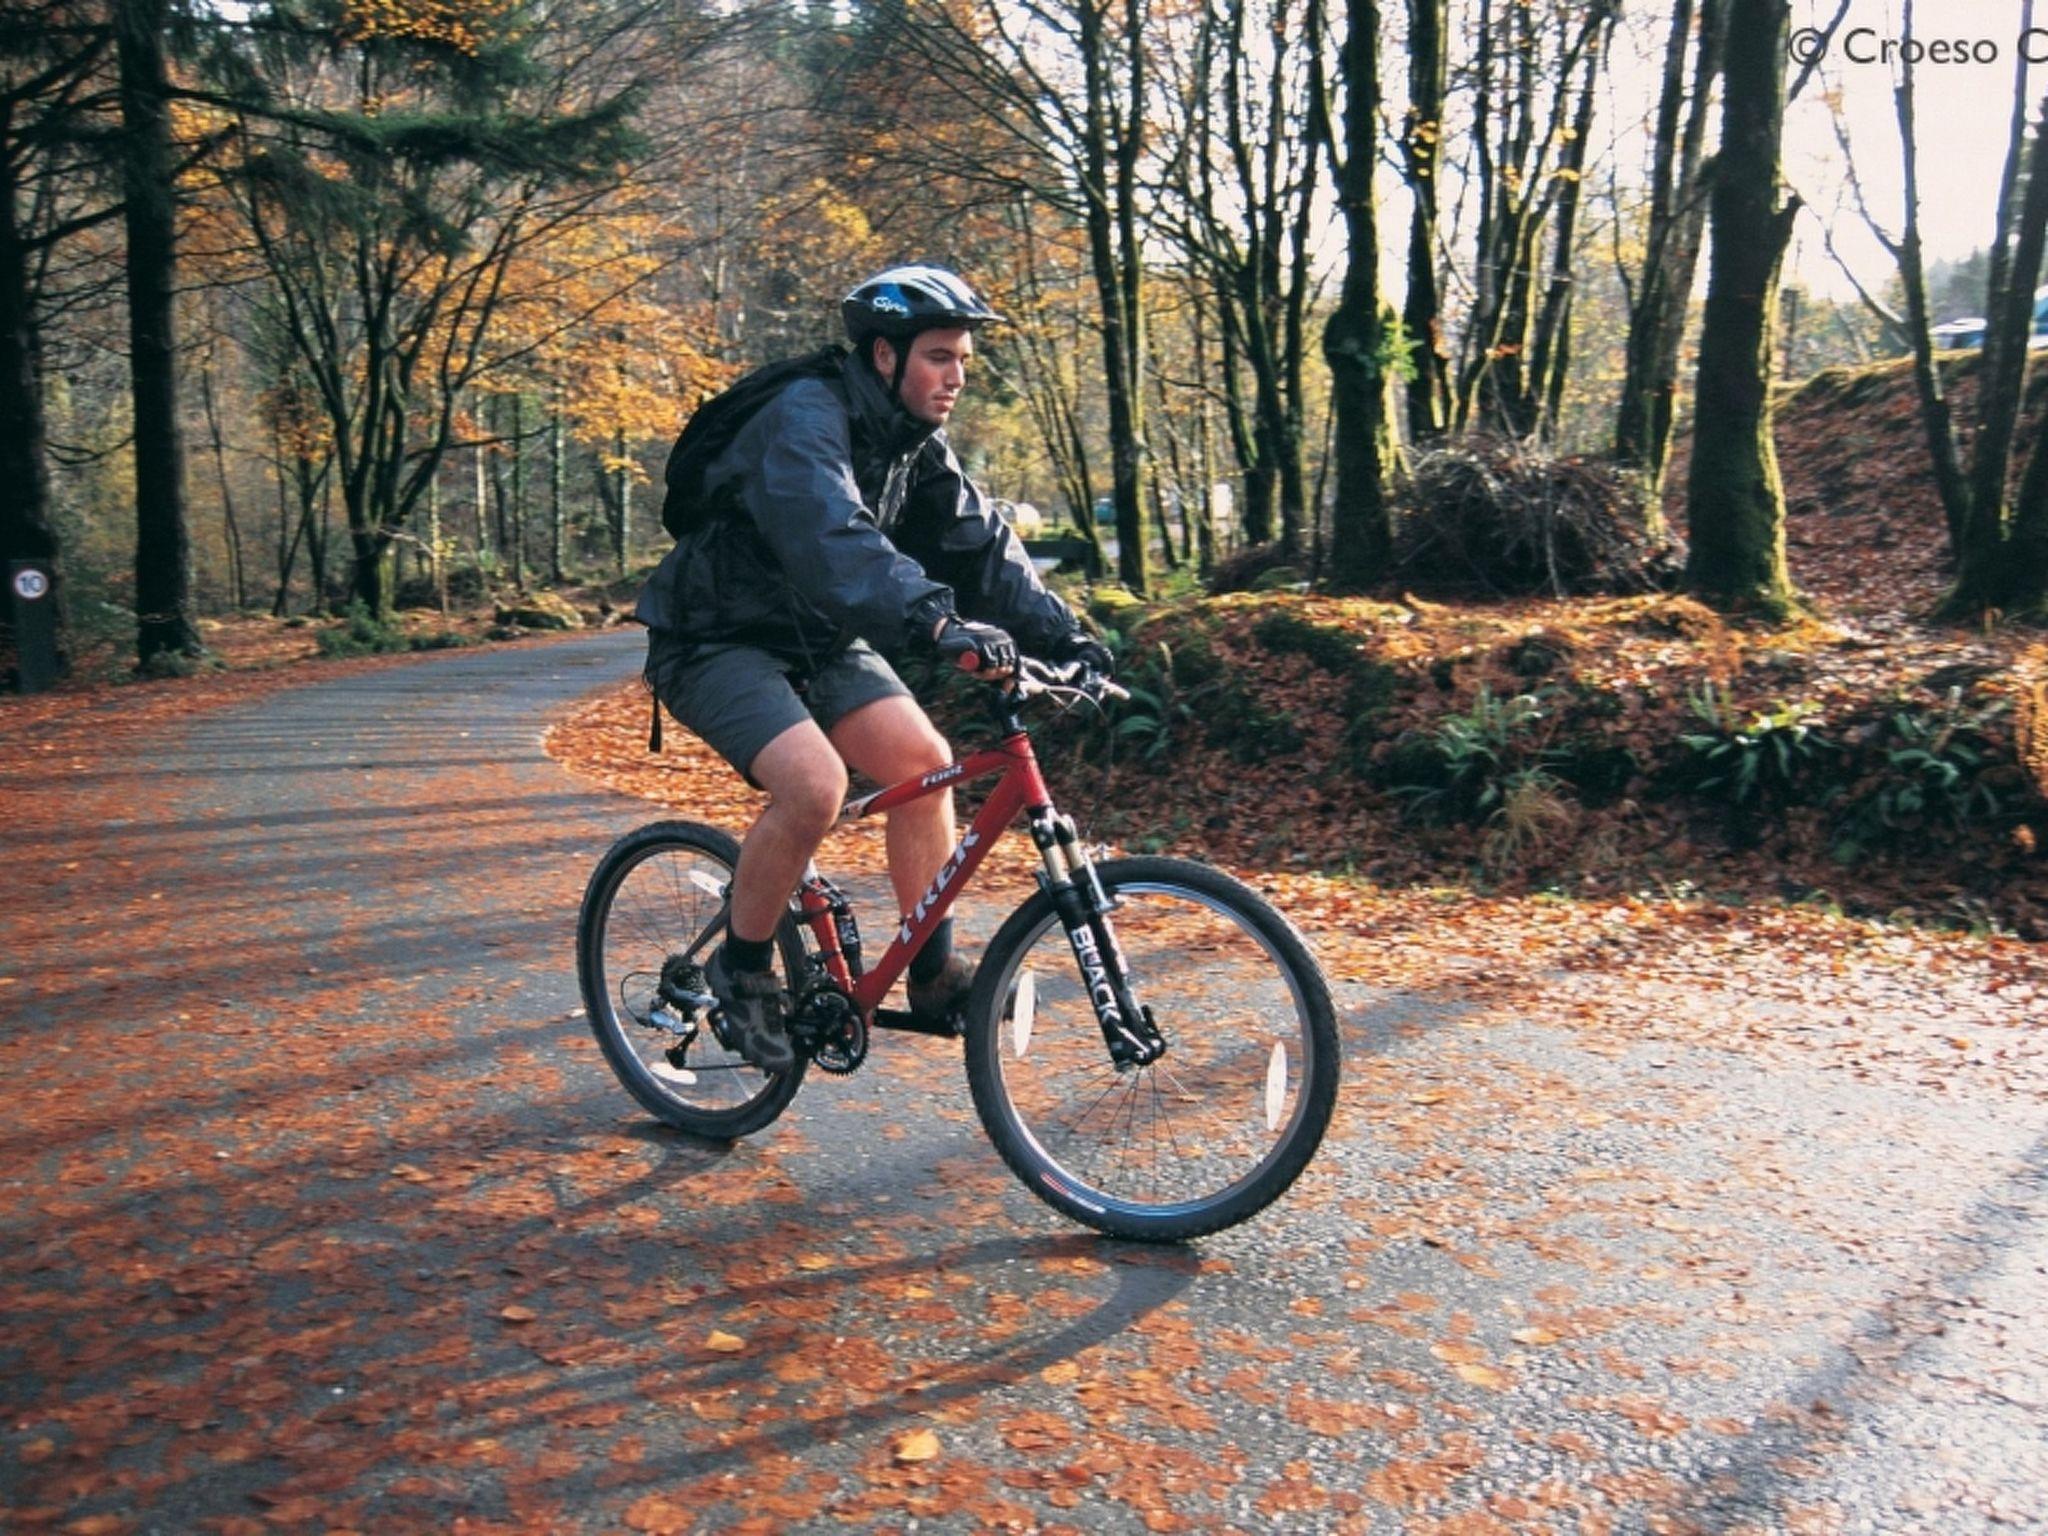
left=877, top=327, right=973, bottom=425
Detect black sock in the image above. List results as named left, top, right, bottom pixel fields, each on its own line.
left=909, top=918, right=954, bottom=984
left=723, top=933, right=774, bottom=973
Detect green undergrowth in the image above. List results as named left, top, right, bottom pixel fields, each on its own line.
left=316, top=601, right=478, bottom=658
left=989, top=586, right=2047, bottom=938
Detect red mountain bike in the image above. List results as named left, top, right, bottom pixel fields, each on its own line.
left=575, top=658, right=1339, bottom=1241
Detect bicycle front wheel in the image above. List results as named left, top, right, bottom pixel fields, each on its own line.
left=577, top=820, right=806, bottom=1139
left=964, top=856, right=1339, bottom=1241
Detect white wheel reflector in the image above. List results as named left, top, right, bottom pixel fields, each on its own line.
left=1264, top=1042, right=1288, bottom=1131
left=1012, top=971, right=1036, bottom=1058
left=688, top=870, right=725, bottom=897
left=652, top=1062, right=698, bottom=1086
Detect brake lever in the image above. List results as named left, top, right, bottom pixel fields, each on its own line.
left=1007, top=659, right=1127, bottom=705
left=1088, top=676, right=1131, bottom=703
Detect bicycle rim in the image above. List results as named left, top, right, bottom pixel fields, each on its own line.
left=970, top=862, right=1336, bottom=1239
left=579, top=824, right=803, bottom=1134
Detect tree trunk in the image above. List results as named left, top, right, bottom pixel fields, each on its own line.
left=1684, top=0, right=1797, bottom=612
left=1454, top=1, right=1612, bottom=440
left=1616, top=0, right=1696, bottom=477
left=2008, top=402, right=2048, bottom=611
left=487, top=394, right=508, bottom=565
left=1006, top=195, right=1103, bottom=576
left=429, top=464, right=445, bottom=613
left=1454, top=0, right=1543, bottom=436
left=1527, top=14, right=1609, bottom=439
left=1146, top=322, right=1195, bottom=570
left=0, top=149, right=62, bottom=669
left=269, top=417, right=292, bottom=615
left=349, top=525, right=387, bottom=614
left=275, top=450, right=326, bottom=615
left=509, top=392, right=526, bottom=592
left=1214, top=297, right=1270, bottom=545
left=1616, top=0, right=1726, bottom=533
left=1401, top=0, right=1451, bottom=442
left=612, top=428, right=631, bottom=577
left=1953, top=91, right=2048, bottom=611
left=312, top=465, right=332, bottom=607
left=1242, top=300, right=1305, bottom=555
left=1324, top=0, right=1392, bottom=590
left=1210, top=0, right=1315, bottom=558
left=474, top=399, right=489, bottom=566
left=1150, top=477, right=1180, bottom=571
left=200, top=349, right=247, bottom=611
left=1078, top=0, right=1149, bottom=593
left=118, top=0, right=201, bottom=668
left=550, top=399, right=565, bottom=583
left=1891, top=0, right=1973, bottom=556
left=1192, top=290, right=1218, bottom=571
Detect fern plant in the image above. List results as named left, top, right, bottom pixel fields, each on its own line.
left=1677, top=684, right=1836, bottom=808
left=1394, top=685, right=1560, bottom=824
left=1831, top=691, right=2012, bottom=861
left=1111, top=641, right=1216, bottom=764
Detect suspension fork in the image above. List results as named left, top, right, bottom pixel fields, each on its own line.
left=1028, top=809, right=1165, bottom=1067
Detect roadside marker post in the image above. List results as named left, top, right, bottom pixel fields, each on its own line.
left=10, top=561, right=59, bottom=693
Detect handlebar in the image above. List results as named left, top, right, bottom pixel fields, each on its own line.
left=948, top=648, right=1126, bottom=714
left=954, top=648, right=1125, bottom=702
left=1010, top=654, right=1129, bottom=705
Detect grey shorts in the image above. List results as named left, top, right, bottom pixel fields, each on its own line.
left=646, top=638, right=912, bottom=784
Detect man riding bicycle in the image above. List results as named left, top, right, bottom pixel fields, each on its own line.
left=634, top=264, right=1112, bottom=1075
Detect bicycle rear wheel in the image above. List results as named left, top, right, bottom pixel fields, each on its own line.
left=577, top=820, right=805, bottom=1138
left=964, top=856, right=1339, bottom=1241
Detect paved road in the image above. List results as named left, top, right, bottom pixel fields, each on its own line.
left=3, top=632, right=2044, bottom=1533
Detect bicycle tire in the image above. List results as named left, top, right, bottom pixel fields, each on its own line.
left=577, top=820, right=806, bottom=1138
left=963, top=856, right=1339, bottom=1241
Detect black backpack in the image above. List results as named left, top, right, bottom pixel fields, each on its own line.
left=660, top=345, right=848, bottom=539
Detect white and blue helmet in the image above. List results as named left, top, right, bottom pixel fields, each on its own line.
left=842, top=265, right=1004, bottom=345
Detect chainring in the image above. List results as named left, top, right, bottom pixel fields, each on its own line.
left=795, top=987, right=868, bottom=1075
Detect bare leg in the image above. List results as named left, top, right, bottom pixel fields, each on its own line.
left=728, top=721, right=847, bottom=943
left=828, top=695, right=954, bottom=914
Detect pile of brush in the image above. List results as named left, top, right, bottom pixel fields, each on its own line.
left=1393, top=436, right=1677, bottom=597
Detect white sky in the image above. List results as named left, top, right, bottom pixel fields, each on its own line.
left=1377, top=0, right=2039, bottom=315
left=1780, top=0, right=2038, bottom=300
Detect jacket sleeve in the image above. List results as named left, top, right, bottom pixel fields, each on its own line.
left=899, top=436, right=1079, bottom=654
left=734, top=382, right=953, bottom=649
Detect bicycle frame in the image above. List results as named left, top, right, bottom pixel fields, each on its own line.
left=794, top=727, right=1054, bottom=1018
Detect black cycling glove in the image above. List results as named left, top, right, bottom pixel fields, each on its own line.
left=1050, top=629, right=1115, bottom=679
left=931, top=615, right=1019, bottom=675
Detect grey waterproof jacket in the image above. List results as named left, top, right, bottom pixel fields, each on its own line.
left=634, top=350, right=1077, bottom=669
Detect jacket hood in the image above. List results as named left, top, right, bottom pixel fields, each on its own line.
left=840, top=347, right=942, bottom=460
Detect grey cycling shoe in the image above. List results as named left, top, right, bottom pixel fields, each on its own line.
left=906, top=954, right=976, bottom=1025
left=706, top=947, right=795, bottom=1075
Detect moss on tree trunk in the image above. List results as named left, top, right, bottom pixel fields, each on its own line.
left=1683, top=0, right=1797, bottom=615
left=1324, top=0, right=1392, bottom=592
